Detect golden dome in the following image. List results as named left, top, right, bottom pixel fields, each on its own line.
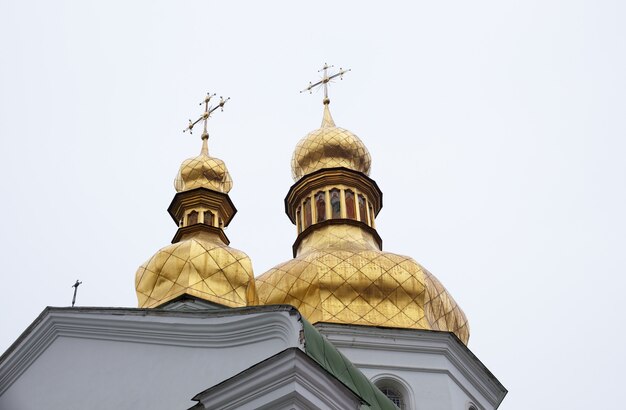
left=136, top=230, right=257, bottom=308
left=291, top=105, right=371, bottom=181
left=256, top=224, right=469, bottom=344
left=136, top=114, right=257, bottom=309
left=175, top=138, right=233, bottom=193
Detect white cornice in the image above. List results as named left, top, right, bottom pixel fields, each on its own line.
left=192, top=348, right=362, bottom=410
left=0, top=306, right=302, bottom=396
left=315, top=323, right=507, bottom=408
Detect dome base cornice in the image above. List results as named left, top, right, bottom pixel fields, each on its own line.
left=292, top=219, right=382, bottom=257
left=171, top=223, right=230, bottom=245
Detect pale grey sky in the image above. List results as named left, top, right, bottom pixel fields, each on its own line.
left=1, top=1, right=625, bottom=409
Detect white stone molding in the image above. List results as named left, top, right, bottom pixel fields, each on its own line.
left=191, top=348, right=363, bottom=410
left=0, top=306, right=302, bottom=396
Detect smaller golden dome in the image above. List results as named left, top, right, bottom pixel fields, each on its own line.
left=175, top=138, right=233, bottom=193
left=291, top=105, right=371, bottom=181
left=135, top=230, right=257, bottom=308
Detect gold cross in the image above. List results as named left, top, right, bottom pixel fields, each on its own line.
left=300, top=63, right=351, bottom=105
left=183, top=92, right=230, bottom=139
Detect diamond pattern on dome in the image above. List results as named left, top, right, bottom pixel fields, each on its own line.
left=257, top=249, right=424, bottom=329
left=291, top=126, right=372, bottom=181
left=175, top=155, right=233, bottom=193
left=135, top=237, right=257, bottom=308
left=256, top=224, right=469, bottom=344
left=423, top=268, right=470, bottom=343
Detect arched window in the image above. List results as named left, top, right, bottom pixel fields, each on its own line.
left=218, top=217, right=224, bottom=228
left=374, top=376, right=412, bottom=410
left=203, top=210, right=214, bottom=226
left=315, top=191, right=326, bottom=223
left=345, top=190, right=356, bottom=220
left=303, top=198, right=312, bottom=229
left=296, top=206, right=302, bottom=233
left=379, top=387, right=405, bottom=409
left=187, top=210, right=198, bottom=225
left=467, top=403, right=478, bottom=410
left=358, top=194, right=367, bottom=223
left=330, top=189, right=341, bottom=219
left=368, top=203, right=375, bottom=226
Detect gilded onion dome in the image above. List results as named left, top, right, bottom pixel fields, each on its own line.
left=256, top=103, right=469, bottom=344
left=291, top=105, right=371, bottom=181
left=174, top=138, right=233, bottom=193
left=135, top=97, right=257, bottom=309
left=135, top=230, right=257, bottom=308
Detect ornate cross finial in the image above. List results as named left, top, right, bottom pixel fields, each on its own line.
left=300, top=63, right=351, bottom=105
left=183, top=92, right=230, bottom=140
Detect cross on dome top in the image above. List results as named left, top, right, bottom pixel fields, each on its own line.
left=183, top=92, right=230, bottom=142
left=300, top=63, right=351, bottom=105
left=175, top=92, right=234, bottom=193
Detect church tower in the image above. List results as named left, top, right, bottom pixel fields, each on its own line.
left=135, top=94, right=258, bottom=308
left=256, top=65, right=468, bottom=344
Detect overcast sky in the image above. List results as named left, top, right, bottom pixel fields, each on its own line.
left=1, top=1, right=625, bottom=409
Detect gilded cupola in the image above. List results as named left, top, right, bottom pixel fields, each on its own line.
left=291, top=104, right=371, bottom=181
left=174, top=139, right=233, bottom=193
left=256, top=66, right=469, bottom=344
left=135, top=93, right=257, bottom=309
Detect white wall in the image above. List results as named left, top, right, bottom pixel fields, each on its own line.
left=316, top=324, right=506, bottom=410
left=0, top=308, right=302, bottom=410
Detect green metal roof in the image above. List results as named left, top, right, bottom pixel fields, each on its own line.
left=301, top=319, right=398, bottom=410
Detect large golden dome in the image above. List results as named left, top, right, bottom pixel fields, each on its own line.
left=174, top=138, right=233, bottom=193
left=257, top=101, right=470, bottom=344
left=256, top=225, right=469, bottom=344
left=291, top=105, right=371, bottom=181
